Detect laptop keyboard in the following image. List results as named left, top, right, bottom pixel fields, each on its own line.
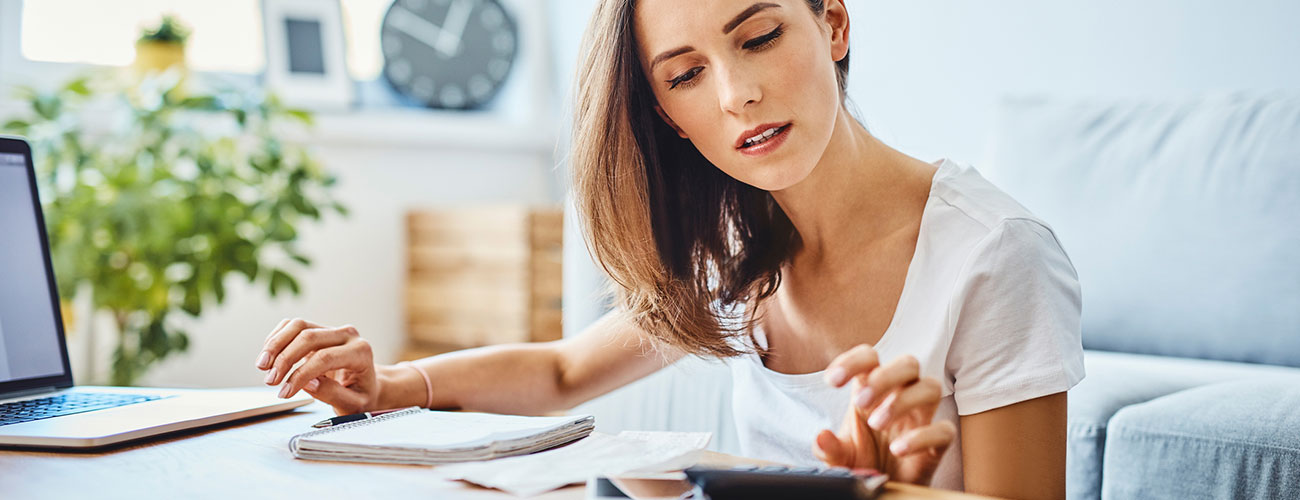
left=0, top=392, right=167, bottom=427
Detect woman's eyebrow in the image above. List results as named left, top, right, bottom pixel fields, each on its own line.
left=650, top=2, right=782, bottom=72
left=722, top=2, right=780, bottom=34
left=651, top=46, right=694, bottom=72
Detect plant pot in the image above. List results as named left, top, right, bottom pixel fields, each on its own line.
left=133, top=40, right=188, bottom=91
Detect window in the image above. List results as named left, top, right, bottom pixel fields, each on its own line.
left=20, top=0, right=266, bottom=73
left=17, top=0, right=390, bottom=79
left=339, top=0, right=388, bottom=80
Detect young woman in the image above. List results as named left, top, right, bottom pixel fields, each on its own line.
left=253, top=1, right=1083, bottom=497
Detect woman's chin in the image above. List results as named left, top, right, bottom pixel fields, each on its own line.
left=732, top=164, right=816, bottom=193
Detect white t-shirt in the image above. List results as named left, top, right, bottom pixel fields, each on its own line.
left=728, top=159, right=1085, bottom=491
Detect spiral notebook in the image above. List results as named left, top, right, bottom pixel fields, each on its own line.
left=288, top=407, right=596, bottom=465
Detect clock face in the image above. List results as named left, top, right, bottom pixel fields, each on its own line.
left=380, top=0, right=518, bottom=109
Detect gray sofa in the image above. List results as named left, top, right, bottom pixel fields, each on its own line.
left=983, top=93, right=1300, bottom=500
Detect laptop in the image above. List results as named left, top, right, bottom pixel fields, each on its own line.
left=0, top=136, right=312, bottom=448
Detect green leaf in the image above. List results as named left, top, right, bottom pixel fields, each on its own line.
left=181, top=287, right=202, bottom=316
left=144, top=321, right=169, bottom=357
left=63, top=77, right=92, bottom=96
left=269, top=269, right=300, bottom=297
left=179, top=95, right=220, bottom=111
left=173, top=330, right=190, bottom=351
left=33, top=95, right=62, bottom=120
left=268, top=269, right=286, bottom=298
left=285, top=109, right=314, bottom=125
left=212, top=272, right=226, bottom=303
left=2, top=119, right=30, bottom=134
left=283, top=272, right=301, bottom=295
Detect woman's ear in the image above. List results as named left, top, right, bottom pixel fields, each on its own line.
left=825, top=0, right=850, bottom=62
left=655, top=105, right=690, bottom=139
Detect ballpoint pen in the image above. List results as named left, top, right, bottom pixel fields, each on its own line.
left=312, top=408, right=406, bottom=428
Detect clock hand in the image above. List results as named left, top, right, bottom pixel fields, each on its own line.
left=439, top=0, right=473, bottom=56
left=387, top=5, right=453, bottom=58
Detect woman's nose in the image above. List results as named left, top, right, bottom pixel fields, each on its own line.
left=716, top=63, right=761, bottom=114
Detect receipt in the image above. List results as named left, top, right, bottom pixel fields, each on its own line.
left=433, top=431, right=711, bottom=497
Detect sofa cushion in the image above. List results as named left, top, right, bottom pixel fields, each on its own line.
left=1067, top=350, right=1300, bottom=500
left=1100, top=378, right=1300, bottom=500
left=984, top=93, right=1300, bottom=366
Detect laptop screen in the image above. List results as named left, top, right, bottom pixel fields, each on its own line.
left=0, top=151, right=68, bottom=384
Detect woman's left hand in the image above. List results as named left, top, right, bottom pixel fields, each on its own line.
left=813, top=344, right=956, bottom=486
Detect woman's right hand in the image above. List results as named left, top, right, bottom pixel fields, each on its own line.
left=255, top=318, right=382, bottom=415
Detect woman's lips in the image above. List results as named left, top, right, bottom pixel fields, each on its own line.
left=736, top=124, right=791, bottom=158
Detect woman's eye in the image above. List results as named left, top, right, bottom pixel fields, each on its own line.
left=667, top=67, right=703, bottom=90
left=743, top=24, right=784, bottom=51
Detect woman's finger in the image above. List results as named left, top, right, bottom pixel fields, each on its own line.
left=255, top=318, right=293, bottom=369
left=824, top=344, right=879, bottom=387
left=264, top=327, right=352, bottom=386
left=280, top=340, right=372, bottom=399
left=853, top=355, right=920, bottom=413
left=262, top=317, right=323, bottom=353
left=867, top=377, right=942, bottom=431
left=259, top=318, right=323, bottom=372
left=812, top=429, right=851, bottom=468
left=302, top=375, right=367, bottom=415
left=888, top=420, right=957, bottom=458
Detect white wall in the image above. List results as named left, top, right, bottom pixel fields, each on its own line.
left=848, top=0, right=1300, bottom=166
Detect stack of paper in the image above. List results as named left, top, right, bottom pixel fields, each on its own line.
left=434, top=431, right=712, bottom=496
left=289, top=407, right=595, bottom=465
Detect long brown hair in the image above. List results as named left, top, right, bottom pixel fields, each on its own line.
left=571, top=0, right=851, bottom=357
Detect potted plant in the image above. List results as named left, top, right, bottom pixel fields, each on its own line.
left=3, top=73, right=345, bottom=385
left=135, top=15, right=190, bottom=75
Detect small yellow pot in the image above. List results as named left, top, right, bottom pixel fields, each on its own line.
left=134, top=40, right=186, bottom=73
left=133, top=40, right=188, bottom=95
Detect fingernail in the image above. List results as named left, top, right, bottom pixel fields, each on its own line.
left=890, top=439, right=909, bottom=455
left=305, top=379, right=319, bottom=392
left=868, top=409, right=888, bottom=429
left=278, top=384, right=292, bottom=399
left=256, top=351, right=271, bottom=369
left=854, top=388, right=874, bottom=409
left=826, top=367, right=847, bottom=386
left=264, top=368, right=278, bottom=385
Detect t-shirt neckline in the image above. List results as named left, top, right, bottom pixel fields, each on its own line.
left=747, top=159, right=953, bottom=384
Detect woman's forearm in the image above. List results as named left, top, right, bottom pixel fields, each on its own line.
left=375, top=311, right=677, bottom=415
left=377, top=342, right=571, bottom=414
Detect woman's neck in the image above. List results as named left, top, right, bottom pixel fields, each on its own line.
left=770, top=106, right=936, bottom=267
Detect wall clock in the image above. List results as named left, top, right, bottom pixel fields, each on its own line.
left=380, top=0, right=518, bottom=110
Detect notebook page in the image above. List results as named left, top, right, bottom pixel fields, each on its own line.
left=434, top=431, right=711, bottom=496
left=305, top=411, right=592, bottom=450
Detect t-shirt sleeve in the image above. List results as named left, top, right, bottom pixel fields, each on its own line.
left=945, top=218, right=1085, bottom=416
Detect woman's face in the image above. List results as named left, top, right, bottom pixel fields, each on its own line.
left=635, top=0, right=849, bottom=192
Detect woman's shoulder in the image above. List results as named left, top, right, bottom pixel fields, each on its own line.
left=927, top=160, right=1065, bottom=247
left=922, top=159, right=1074, bottom=278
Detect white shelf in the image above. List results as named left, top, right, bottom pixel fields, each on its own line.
left=307, top=108, right=557, bottom=153
left=0, top=98, right=558, bottom=155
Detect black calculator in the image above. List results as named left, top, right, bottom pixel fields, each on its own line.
left=683, top=465, right=888, bottom=500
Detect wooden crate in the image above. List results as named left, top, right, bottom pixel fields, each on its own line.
left=403, top=206, right=563, bottom=358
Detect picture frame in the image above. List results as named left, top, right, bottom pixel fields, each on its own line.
left=261, top=0, right=353, bottom=110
